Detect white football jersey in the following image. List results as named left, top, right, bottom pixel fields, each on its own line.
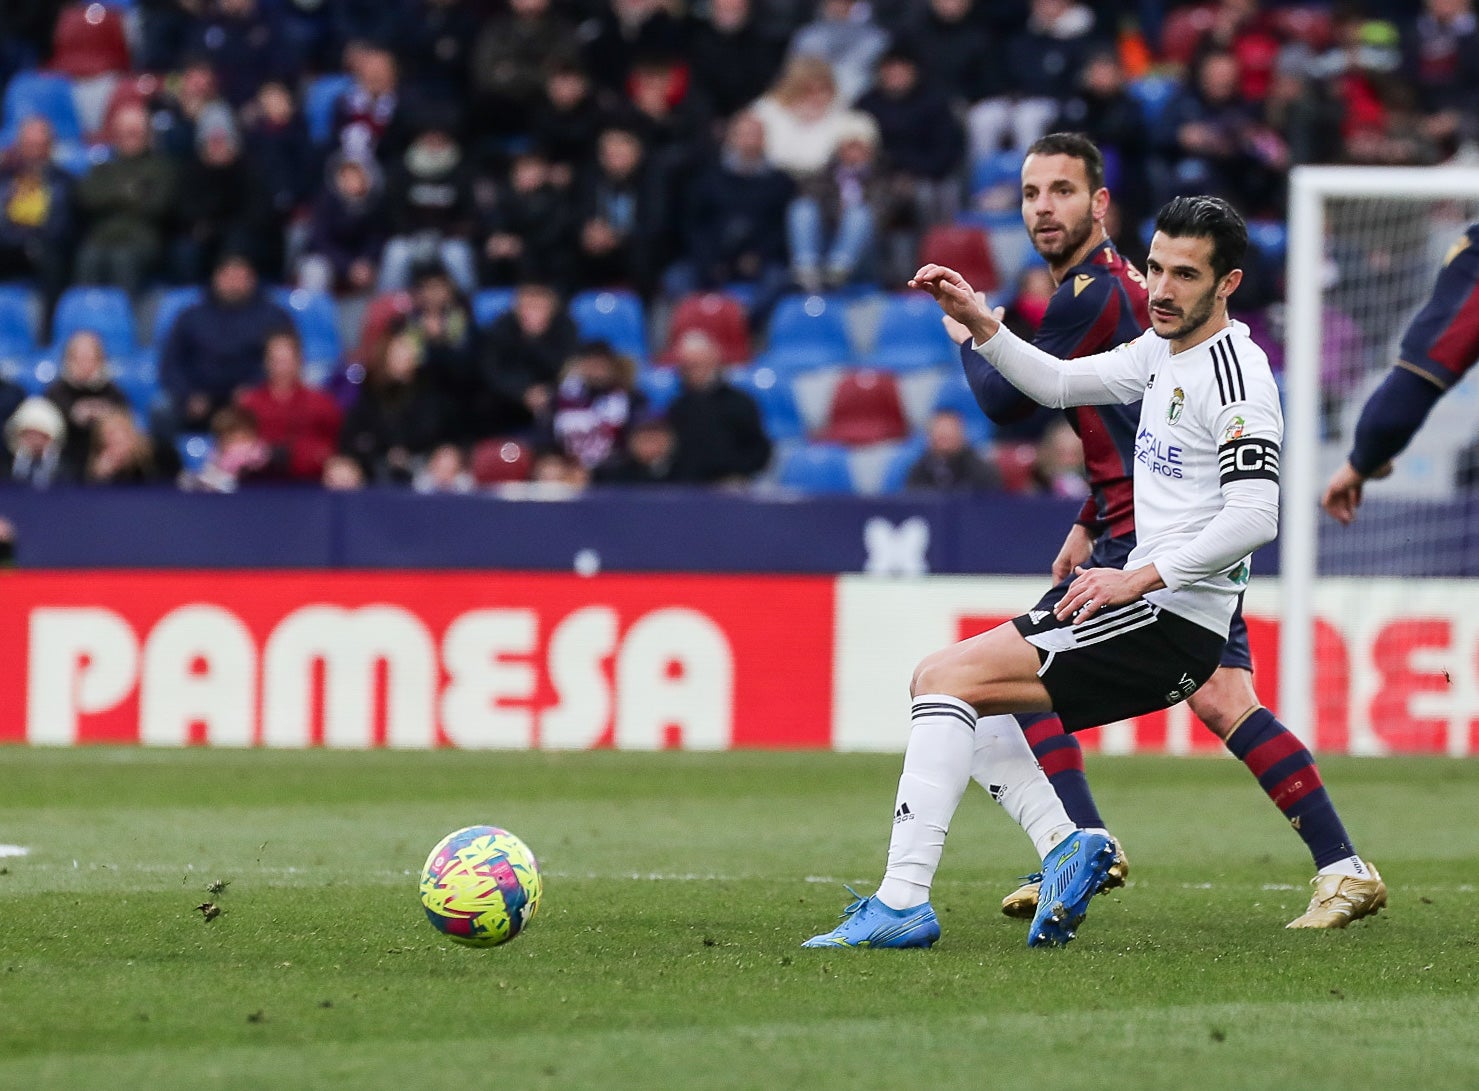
left=975, top=318, right=1282, bottom=635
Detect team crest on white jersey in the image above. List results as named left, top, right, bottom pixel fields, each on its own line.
left=1166, top=386, right=1185, bottom=424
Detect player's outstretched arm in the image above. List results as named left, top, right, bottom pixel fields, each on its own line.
left=911, top=265, right=1000, bottom=343
left=1320, top=459, right=1392, bottom=526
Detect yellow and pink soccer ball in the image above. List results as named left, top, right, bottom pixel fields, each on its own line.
left=419, top=826, right=542, bottom=947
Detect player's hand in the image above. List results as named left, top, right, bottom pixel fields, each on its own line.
left=1051, top=524, right=1095, bottom=583
left=1055, top=564, right=1162, bottom=624
left=1320, top=460, right=1388, bottom=525
left=940, top=294, right=998, bottom=345
left=910, top=264, right=997, bottom=342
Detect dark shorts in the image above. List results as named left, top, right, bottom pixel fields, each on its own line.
left=1013, top=593, right=1226, bottom=733
left=1058, top=532, right=1252, bottom=672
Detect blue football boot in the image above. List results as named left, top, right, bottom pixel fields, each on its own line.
left=802, top=885, right=941, bottom=949
left=1027, top=831, right=1116, bottom=948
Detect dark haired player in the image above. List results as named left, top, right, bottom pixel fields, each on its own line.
left=946, top=134, right=1382, bottom=931
left=805, top=196, right=1376, bottom=951
left=1323, top=223, right=1479, bottom=523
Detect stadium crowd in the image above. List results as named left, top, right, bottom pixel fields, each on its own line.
left=0, top=0, right=1472, bottom=494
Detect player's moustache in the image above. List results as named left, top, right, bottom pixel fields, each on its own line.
left=1151, top=300, right=1181, bottom=315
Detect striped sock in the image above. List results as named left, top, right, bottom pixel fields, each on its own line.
left=1019, top=711, right=1105, bottom=830
left=1223, top=708, right=1356, bottom=869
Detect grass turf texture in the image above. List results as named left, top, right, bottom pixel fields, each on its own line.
left=1, top=749, right=1477, bottom=1090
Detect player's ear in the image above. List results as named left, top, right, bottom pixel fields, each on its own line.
left=1218, top=268, right=1243, bottom=299
left=1091, top=186, right=1111, bottom=221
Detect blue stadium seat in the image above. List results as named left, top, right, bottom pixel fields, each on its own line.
left=271, top=287, right=342, bottom=365
left=52, top=286, right=135, bottom=358
left=1, top=71, right=83, bottom=144
left=867, top=294, right=958, bottom=372
left=1128, top=76, right=1178, bottom=129
left=879, top=436, right=928, bottom=494
left=113, top=370, right=160, bottom=415
left=730, top=365, right=804, bottom=442
left=150, top=286, right=203, bottom=346
left=304, top=74, right=353, bottom=144
left=776, top=442, right=855, bottom=495
left=571, top=289, right=648, bottom=359
left=24, top=352, right=61, bottom=393
left=0, top=286, right=37, bottom=360
left=638, top=367, right=679, bottom=412
left=968, top=151, right=1025, bottom=228
left=176, top=433, right=213, bottom=473
left=1247, top=220, right=1289, bottom=267
left=472, top=288, right=515, bottom=327
left=931, top=373, right=994, bottom=445
left=763, top=294, right=853, bottom=371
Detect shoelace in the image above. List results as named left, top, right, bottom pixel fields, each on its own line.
left=837, top=883, right=868, bottom=919
left=1016, top=871, right=1044, bottom=884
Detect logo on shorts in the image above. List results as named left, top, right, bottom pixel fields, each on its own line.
left=1167, top=386, right=1185, bottom=424
left=1028, top=609, right=1050, bottom=624
left=1165, top=671, right=1199, bottom=704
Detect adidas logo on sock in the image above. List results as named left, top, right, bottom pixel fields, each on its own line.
left=893, top=802, right=915, bottom=824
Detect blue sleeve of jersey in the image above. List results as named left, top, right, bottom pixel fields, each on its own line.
left=958, top=337, right=1039, bottom=423
left=1347, top=365, right=1445, bottom=476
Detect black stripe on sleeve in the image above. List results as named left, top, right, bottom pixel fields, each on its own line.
left=1225, top=338, right=1247, bottom=400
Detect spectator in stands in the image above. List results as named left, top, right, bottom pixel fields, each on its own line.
left=183, top=0, right=299, bottom=108
left=0, top=117, right=72, bottom=331
left=379, top=115, right=479, bottom=293
left=159, top=252, right=295, bottom=434
left=666, top=330, right=771, bottom=484
left=1, top=396, right=71, bottom=488
left=581, top=0, right=687, bottom=93
left=340, top=329, right=451, bottom=484
left=899, top=0, right=1001, bottom=107
left=322, top=452, right=366, bottom=490
left=548, top=340, right=647, bottom=471
left=968, top=0, right=1099, bottom=157
left=528, top=448, right=589, bottom=491
left=575, top=128, right=667, bottom=294
left=467, top=0, right=579, bottom=147
left=74, top=102, right=177, bottom=295
left=170, top=107, right=271, bottom=282
left=1053, top=49, right=1150, bottom=226
left=0, top=374, right=24, bottom=435
left=788, top=0, right=891, bottom=105
left=529, top=61, right=613, bottom=185
left=413, top=443, right=475, bottom=493
left=1032, top=416, right=1090, bottom=499
left=477, top=281, right=579, bottom=437
left=85, top=406, right=160, bottom=485
left=190, top=404, right=275, bottom=491
left=858, top=45, right=966, bottom=241
left=593, top=409, right=678, bottom=484
left=43, top=330, right=130, bottom=480
left=403, top=0, right=479, bottom=103
left=751, top=55, right=873, bottom=179
left=672, top=111, right=793, bottom=315
left=241, top=80, right=316, bottom=245
left=1156, top=48, right=1287, bottom=215
left=905, top=408, right=1001, bottom=492
left=403, top=261, right=480, bottom=437
left=787, top=116, right=883, bottom=292
left=146, top=57, right=226, bottom=161
left=236, top=330, right=344, bottom=482
left=480, top=149, right=577, bottom=291
left=687, top=0, right=787, bottom=120
left=617, top=56, right=712, bottom=199
left=298, top=152, right=386, bottom=294
left=333, top=41, right=408, bottom=163
left=1402, top=0, right=1479, bottom=154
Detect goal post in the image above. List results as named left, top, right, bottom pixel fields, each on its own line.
left=1281, top=165, right=1479, bottom=753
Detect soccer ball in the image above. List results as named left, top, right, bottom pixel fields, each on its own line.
left=419, top=825, right=543, bottom=947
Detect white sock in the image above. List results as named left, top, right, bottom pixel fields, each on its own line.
left=970, top=714, right=1077, bottom=860
left=876, top=695, right=978, bottom=910
left=1317, top=855, right=1369, bottom=879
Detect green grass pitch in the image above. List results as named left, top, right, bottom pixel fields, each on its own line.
left=2, top=748, right=1477, bottom=1089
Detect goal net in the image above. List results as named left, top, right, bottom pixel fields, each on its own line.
left=1281, top=166, right=1479, bottom=756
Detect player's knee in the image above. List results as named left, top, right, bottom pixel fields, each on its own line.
left=1188, top=668, right=1259, bottom=739
left=910, top=649, right=962, bottom=699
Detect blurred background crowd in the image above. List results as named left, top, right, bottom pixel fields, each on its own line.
left=0, top=0, right=1472, bottom=497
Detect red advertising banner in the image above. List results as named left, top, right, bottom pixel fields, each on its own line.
left=0, top=572, right=836, bottom=749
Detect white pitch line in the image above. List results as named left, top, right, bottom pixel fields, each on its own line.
left=0, top=845, right=28, bottom=858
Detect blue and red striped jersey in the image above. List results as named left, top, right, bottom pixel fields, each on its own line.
left=961, top=238, right=1148, bottom=537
